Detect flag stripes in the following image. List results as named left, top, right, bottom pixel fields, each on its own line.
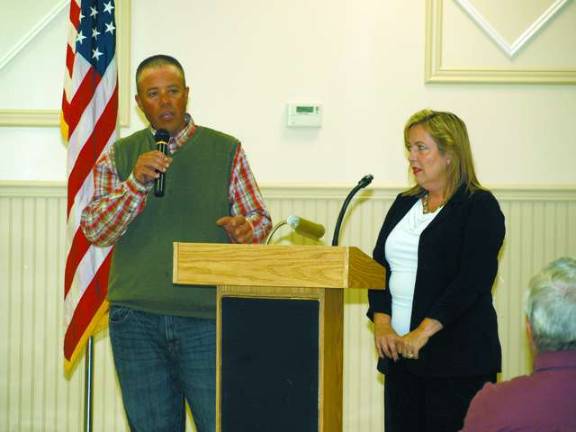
left=62, top=0, right=118, bottom=371
left=67, top=84, right=118, bottom=215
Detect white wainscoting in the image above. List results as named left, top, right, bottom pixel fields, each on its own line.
left=1, top=182, right=575, bottom=431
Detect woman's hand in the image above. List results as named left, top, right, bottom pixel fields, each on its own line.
left=398, top=318, right=443, bottom=360
left=373, top=313, right=402, bottom=361
left=398, top=329, right=428, bottom=360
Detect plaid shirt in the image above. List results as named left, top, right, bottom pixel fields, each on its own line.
left=81, top=116, right=271, bottom=246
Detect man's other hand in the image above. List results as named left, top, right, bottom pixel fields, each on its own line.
left=216, top=215, right=254, bottom=244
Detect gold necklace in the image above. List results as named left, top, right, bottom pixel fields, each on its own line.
left=422, top=194, right=444, bottom=214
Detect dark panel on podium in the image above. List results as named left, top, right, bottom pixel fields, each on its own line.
left=221, top=297, right=319, bottom=432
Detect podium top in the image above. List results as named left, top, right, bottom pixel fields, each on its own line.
left=173, top=243, right=385, bottom=290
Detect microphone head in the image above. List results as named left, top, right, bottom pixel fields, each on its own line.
left=155, top=129, right=170, bottom=143
left=286, top=215, right=325, bottom=240
left=358, top=174, right=374, bottom=188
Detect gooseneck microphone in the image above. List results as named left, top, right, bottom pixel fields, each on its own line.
left=331, top=174, right=374, bottom=246
left=286, top=215, right=326, bottom=240
left=265, top=214, right=326, bottom=244
left=154, top=129, right=170, bottom=197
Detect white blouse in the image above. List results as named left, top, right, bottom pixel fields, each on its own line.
left=384, top=198, right=441, bottom=335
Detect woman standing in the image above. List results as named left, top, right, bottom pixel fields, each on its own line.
left=368, top=109, right=505, bottom=431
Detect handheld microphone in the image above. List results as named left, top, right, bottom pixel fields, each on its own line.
left=331, top=174, right=374, bottom=246
left=286, top=215, right=326, bottom=240
left=154, top=129, right=170, bottom=197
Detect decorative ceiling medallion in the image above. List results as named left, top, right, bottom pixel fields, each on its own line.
left=454, top=0, right=572, bottom=57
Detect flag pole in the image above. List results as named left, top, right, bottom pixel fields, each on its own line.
left=84, top=336, right=94, bottom=432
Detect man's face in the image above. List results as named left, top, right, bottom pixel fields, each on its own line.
left=135, top=64, right=189, bottom=136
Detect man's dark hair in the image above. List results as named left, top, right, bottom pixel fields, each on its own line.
left=135, top=54, right=186, bottom=92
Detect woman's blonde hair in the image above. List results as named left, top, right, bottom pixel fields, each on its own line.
left=403, top=109, right=482, bottom=199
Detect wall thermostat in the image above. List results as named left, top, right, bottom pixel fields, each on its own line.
left=286, top=103, right=322, bottom=128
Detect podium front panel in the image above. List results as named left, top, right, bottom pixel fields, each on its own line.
left=220, top=297, right=319, bottom=432
left=173, top=243, right=381, bottom=432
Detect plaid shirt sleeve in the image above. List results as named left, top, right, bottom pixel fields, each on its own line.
left=80, top=145, right=151, bottom=246
left=229, top=144, right=272, bottom=243
left=81, top=139, right=271, bottom=246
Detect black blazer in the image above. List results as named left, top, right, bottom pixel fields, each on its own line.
left=368, top=185, right=505, bottom=377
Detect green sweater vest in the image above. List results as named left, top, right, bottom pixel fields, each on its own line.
left=108, top=126, right=238, bottom=318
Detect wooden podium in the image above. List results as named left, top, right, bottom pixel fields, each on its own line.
left=173, top=243, right=385, bottom=432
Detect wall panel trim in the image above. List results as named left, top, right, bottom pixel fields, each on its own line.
left=1, top=181, right=575, bottom=431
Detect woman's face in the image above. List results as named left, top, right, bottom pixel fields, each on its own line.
left=406, top=124, right=451, bottom=194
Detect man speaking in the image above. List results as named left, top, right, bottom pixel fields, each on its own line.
left=81, top=54, right=271, bottom=432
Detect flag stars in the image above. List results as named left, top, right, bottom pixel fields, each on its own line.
left=92, top=47, right=103, bottom=61
left=76, top=30, right=87, bottom=45
left=74, top=1, right=115, bottom=72
left=103, top=1, right=114, bottom=14
left=105, top=21, right=116, bottom=35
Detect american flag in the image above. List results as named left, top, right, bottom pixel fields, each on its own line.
left=61, top=0, right=118, bottom=371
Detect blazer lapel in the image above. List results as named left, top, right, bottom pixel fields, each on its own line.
left=422, top=185, right=468, bottom=233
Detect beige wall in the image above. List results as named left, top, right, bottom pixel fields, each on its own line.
left=0, top=0, right=575, bottom=430
left=1, top=183, right=575, bottom=431
left=0, top=0, right=575, bottom=185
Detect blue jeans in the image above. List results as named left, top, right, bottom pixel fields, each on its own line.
left=109, top=306, right=216, bottom=432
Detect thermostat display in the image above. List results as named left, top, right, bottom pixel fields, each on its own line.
left=287, top=103, right=322, bottom=127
